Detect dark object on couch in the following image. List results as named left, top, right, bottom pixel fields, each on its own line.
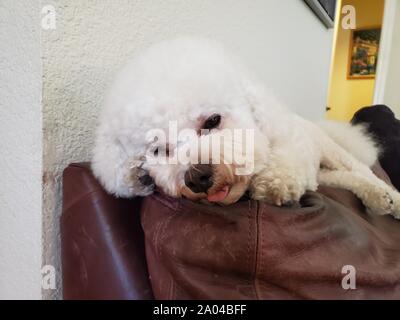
left=352, top=104, right=400, bottom=191
left=61, top=163, right=400, bottom=300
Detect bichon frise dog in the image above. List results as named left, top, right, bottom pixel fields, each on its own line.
left=92, top=38, right=400, bottom=219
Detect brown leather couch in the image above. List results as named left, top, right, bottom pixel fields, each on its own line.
left=61, top=163, right=400, bottom=300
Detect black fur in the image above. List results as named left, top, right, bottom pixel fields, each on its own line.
left=351, top=104, right=400, bottom=191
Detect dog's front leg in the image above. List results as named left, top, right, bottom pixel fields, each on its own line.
left=318, top=169, right=400, bottom=218
left=318, top=134, right=400, bottom=218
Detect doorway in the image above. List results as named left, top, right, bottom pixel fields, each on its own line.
left=326, top=0, right=385, bottom=121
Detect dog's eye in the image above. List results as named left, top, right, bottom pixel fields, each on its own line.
left=203, top=114, right=221, bottom=130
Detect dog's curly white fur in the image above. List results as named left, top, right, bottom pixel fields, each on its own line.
left=92, top=38, right=400, bottom=219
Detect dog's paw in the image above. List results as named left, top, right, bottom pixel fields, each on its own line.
left=363, top=188, right=395, bottom=216
left=250, top=172, right=306, bottom=206
left=124, top=162, right=155, bottom=196
left=388, top=191, right=400, bottom=220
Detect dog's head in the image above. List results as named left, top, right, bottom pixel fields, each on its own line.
left=92, top=38, right=273, bottom=204
left=143, top=110, right=266, bottom=205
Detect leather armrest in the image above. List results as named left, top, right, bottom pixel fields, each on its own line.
left=61, top=163, right=153, bottom=300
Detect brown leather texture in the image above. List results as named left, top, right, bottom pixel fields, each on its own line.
left=62, top=163, right=400, bottom=300
left=141, top=165, right=400, bottom=300
left=61, top=163, right=153, bottom=300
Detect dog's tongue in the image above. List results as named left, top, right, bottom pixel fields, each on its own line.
left=207, top=186, right=230, bottom=202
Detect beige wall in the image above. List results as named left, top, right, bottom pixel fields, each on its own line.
left=327, top=0, right=385, bottom=121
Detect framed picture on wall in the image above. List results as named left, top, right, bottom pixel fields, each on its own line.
left=348, top=27, right=381, bottom=79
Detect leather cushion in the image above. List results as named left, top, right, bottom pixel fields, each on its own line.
left=141, top=165, right=400, bottom=299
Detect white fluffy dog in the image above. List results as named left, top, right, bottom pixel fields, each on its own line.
left=92, top=38, right=400, bottom=219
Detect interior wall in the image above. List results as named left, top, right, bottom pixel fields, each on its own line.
left=0, top=0, right=42, bottom=299
left=41, top=0, right=334, bottom=299
left=380, top=0, right=400, bottom=117
left=327, top=0, right=385, bottom=121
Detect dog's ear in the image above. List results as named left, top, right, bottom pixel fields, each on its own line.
left=242, top=81, right=260, bottom=127
left=243, top=79, right=288, bottom=137
left=243, top=80, right=273, bottom=132
left=91, top=135, right=154, bottom=198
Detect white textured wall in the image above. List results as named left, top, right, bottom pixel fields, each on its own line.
left=42, top=0, right=333, bottom=299
left=0, top=1, right=42, bottom=299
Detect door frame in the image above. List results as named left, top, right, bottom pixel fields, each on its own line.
left=373, top=0, right=397, bottom=104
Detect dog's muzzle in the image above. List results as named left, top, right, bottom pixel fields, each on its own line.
left=184, top=164, right=213, bottom=194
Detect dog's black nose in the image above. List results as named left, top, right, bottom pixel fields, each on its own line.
left=139, top=174, right=154, bottom=186
left=184, top=164, right=213, bottom=194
